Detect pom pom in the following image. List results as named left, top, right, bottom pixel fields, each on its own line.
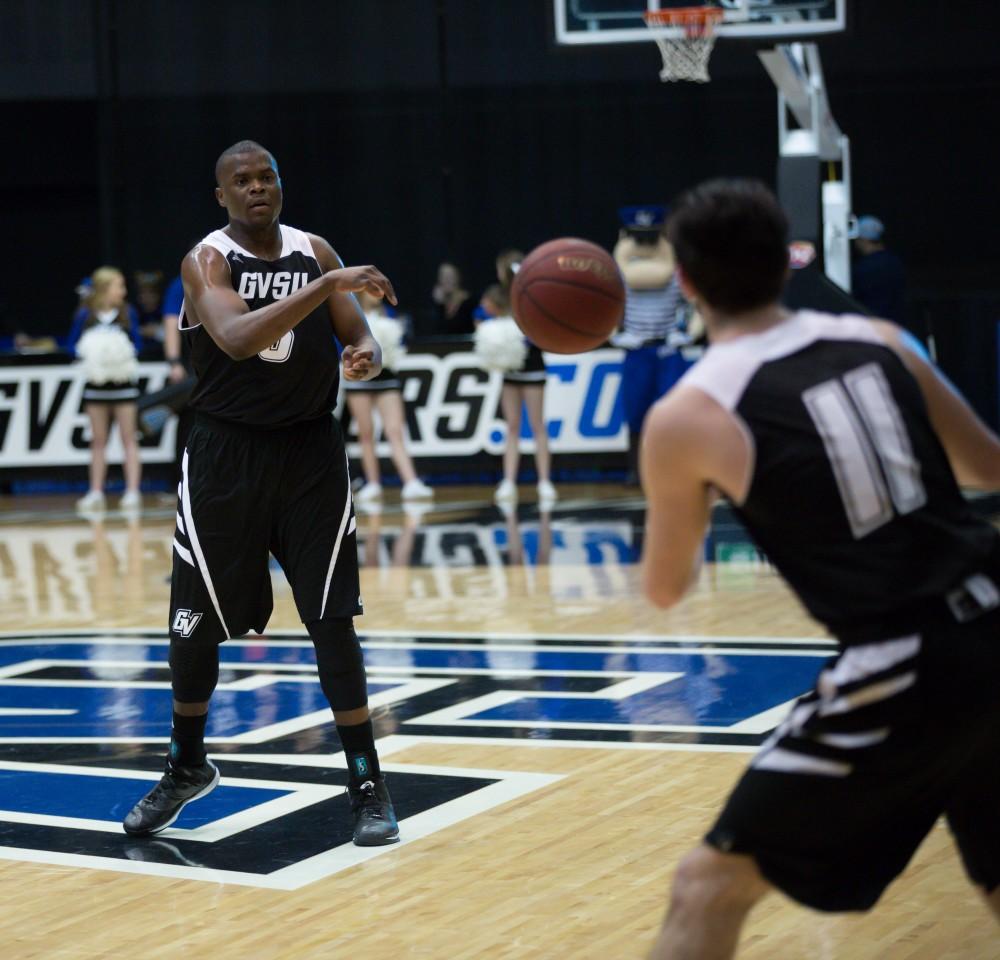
left=366, top=314, right=406, bottom=372
left=75, top=325, right=138, bottom=384
left=474, top=317, right=528, bottom=373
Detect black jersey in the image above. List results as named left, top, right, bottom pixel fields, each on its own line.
left=682, top=311, right=998, bottom=639
left=179, top=225, right=338, bottom=427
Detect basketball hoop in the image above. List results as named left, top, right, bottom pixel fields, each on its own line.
left=643, top=7, right=725, bottom=83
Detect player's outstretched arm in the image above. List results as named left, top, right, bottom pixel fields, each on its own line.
left=873, top=320, right=1000, bottom=490
left=309, top=234, right=396, bottom=381
left=640, top=387, right=752, bottom=609
left=181, top=243, right=349, bottom=361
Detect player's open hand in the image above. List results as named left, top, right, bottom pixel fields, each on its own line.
left=329, top=265, right=398, bottom=306
left=342, top=344, right=379, bottom=381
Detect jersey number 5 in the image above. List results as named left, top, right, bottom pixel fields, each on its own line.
left=258, top=331, right=294, bottom=363
left=802, top=362, right=927, bottom=539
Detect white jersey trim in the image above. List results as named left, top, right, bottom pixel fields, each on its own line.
left=198, top=224, right=316, bottom=262
left=319, top=449, right=355, bottom=619
left=181, top=448, right=232, bottom=639
left=679, top=311, right=886, bottom=412
left=179, top=225, right=319, bottom=331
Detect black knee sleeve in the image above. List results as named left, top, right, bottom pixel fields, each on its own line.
left=169, top=637, right=220, bottom=703
left=307, top=618, right=368, bottom=712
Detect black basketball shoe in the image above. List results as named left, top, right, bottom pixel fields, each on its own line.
left=349, top=777, right=399, bottom=846
left=123, top=758, right=220, bottom=836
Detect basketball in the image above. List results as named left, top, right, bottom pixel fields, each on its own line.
left=510, top=238, right=625, bottom=354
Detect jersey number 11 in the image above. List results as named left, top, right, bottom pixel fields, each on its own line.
left=803, top=362, right=927, bottom=540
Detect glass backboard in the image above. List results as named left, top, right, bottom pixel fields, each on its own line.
left=553, top=0, right=846, bottom=44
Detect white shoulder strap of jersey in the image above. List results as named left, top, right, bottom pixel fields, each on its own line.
left=279, top=224, right=317, bottom=259
left=199, top=229, right=246, bottom=260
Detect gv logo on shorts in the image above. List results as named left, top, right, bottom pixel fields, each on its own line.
left=171, top=609, right=203, bottom=637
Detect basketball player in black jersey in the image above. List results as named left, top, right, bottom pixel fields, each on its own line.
left=123, top=141, right=401, bottom=846
left=640, top=180, right=1000, bottom=958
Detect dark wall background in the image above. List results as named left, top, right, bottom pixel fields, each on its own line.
left=3, top=0, right=999, bottom=341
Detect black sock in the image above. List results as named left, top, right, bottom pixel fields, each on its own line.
left=170, top=711, right=208, bottom=766
left=336, top=718, right=381, bottom=785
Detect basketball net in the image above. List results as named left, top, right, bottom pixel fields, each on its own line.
left=643, top=7, right=725, bottom=83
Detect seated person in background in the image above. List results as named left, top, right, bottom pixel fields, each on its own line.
left=347, top=289, right=433, bottom=506
left=0, top=303, right=32, bottom=352
left=851, top=215, right=905, bottom=325
left=162, top=274, right=188, bottom=385
left=430, top=261, right=476, bottom=335
left=613, top=205, right=689, bottom=483
left=133, top=270, right=166, bottom=353
left=477, top=283, right=506, bottom=321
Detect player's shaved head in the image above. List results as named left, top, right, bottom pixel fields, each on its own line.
left=215, top=140, right=277, bottom=184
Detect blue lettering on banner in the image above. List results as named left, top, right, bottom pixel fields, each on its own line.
left=579, top=362, right=623, bottom=438
left=541, top=363, right=577, bottom=441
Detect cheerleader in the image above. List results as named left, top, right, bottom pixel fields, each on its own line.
left=345, top=290, right=433, bottom=506
left=68, top=266, right=143, bottom=512
left=477, top=250, right=557, bottom=507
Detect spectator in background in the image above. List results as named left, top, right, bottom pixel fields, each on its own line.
left=430, top=261, right=475, bottom=335
left=852, top=215, right=905, bottom=324
left=68, top=266, right=143, bottom=512
left=162, top=274, right=187, bottom=384
left=158, top=272, right=195, bottom=494
left=347, top=289, right=433, bottom=507
left=0, top=298, right=30, bottom=353
left=613, top=205, right=690, bottom=484
left=133, top=270, right=168, bottom=355
left=481, top=249, right=557, bottom=507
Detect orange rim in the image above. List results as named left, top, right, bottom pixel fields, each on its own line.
left=643, top=7, right=725, bottom=32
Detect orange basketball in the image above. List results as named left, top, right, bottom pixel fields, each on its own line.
left=510, top=238, right=625, bottom=354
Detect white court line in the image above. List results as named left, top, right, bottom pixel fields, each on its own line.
left=0, top=657, right=783, bottom=680
left=0, top=708, right=76, bottom=716
left=223, top=678, right=455, bottom=744
left=0, top=629, right=836, bottom=646
left=0, top=641, right=836, bottom=660
left=375, top=734, right=757, bottom=756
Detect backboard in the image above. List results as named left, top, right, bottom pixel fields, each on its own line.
left=553, top=0, right=846, bottom=44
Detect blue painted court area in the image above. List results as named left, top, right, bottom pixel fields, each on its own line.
left=0, top=767, right=292, bottom=828
left=0, top=678, right=406, bottom=739
left=0, top=640, right=319, bottom=671
left=0, top=636, right=833, bottom=736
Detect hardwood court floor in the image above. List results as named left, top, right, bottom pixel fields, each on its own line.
left=0, top=487, right=996, bottom=960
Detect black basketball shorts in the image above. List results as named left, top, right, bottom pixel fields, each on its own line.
left=706, top=608, right=1000, bottom=912
left=169, top=413, right=362, bottom=644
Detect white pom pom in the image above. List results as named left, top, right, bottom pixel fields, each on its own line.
left=76, top=325, right=139, bottom=384
left=474, top=317, right=528, bottom=373
left=366, top=315, right=407, bottom=372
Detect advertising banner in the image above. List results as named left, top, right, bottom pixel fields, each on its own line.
left=0, top=348, right=627, bottom=471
